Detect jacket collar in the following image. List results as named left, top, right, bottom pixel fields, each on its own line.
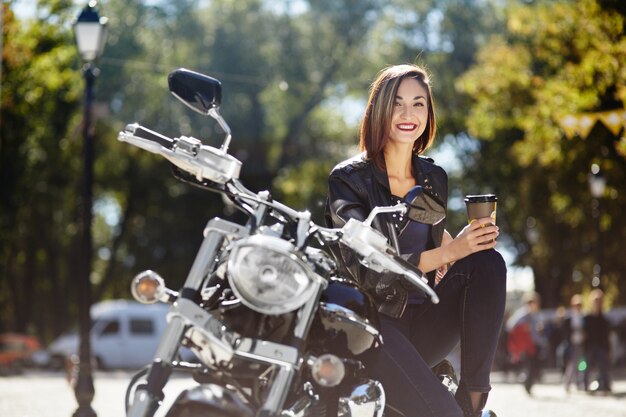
left=371, top=153, right=435, bottom=194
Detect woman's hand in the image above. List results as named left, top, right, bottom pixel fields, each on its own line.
left=418, top=219, right=499, bottom=274
left=450, top=217, right=499, bottom=259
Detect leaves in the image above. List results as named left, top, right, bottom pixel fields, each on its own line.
left=5, top=0, right=624, bottom=343
left=458, top=0, right=626, bottom=305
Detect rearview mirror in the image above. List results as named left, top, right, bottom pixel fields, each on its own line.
left=404, top=186, right=446, bottom=225
left=168, top=68, right=233, bottom=152
left=168, top=68, right=222, bottom=115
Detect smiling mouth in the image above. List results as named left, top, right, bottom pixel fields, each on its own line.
left=397, top=123, right=417, bottom=131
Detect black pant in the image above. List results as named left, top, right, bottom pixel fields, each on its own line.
left=521, top=352, right=542, bottom=394
left=363, top=249, right=507, bottom=417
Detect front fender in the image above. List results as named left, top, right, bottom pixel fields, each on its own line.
left=164, top=384, right=254, bottom=417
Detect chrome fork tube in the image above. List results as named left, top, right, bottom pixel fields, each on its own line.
left=293, top=281, right=324, bottom=339
left=128, top=222, right=230, bottom=417
left=182, top=219, right=234, bottom=289
left=257, top=282, right=325, bottom=417
left=257, top=367, right=297, bottom=417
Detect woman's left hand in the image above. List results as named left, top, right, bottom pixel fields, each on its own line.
left=459, top=217, right=499, bottom=245
left=449, top=217, right=499, bottom=259
left=418, top=219, right=499, bottom=273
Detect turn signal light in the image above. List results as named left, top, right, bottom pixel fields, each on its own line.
left=311, top=354, right=345, bottom=387
left=131, top=270, right=166, bottom=304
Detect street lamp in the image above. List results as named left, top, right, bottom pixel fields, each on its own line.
left=72, top=2, right=107, bottom=417
left=587, top=163, right=606, bottom=289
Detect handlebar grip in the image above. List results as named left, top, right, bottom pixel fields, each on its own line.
left=124, top=123, right=174, bottom=149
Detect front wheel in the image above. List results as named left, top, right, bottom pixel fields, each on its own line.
left=164, top=385, right=254, bottom=417
left=165, top=403, right=232, bottom=417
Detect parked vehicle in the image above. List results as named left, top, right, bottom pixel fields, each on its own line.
left=0, top=333, right=42, bottom=374
left=118, top=68, right=491, bottom=417
left=47, top=300, right=180, bottom=370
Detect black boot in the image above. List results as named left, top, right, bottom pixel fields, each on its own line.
left=454, top=382, right=489, bottom=417
left=431, top=359, right=459, bottom=394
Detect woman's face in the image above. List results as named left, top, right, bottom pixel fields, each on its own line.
left=387, top=77, right=429, bottom=146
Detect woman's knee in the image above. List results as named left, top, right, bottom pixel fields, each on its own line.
left=462, top=250, right=507, bottom=297
left=467, top=249, right=506, bottom=277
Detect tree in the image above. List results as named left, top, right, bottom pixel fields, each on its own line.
left=1, top=1, right=84, bottom=338
left=1, top=0, right=398, bottom=339
left=457, top=0, right=626, bottom=306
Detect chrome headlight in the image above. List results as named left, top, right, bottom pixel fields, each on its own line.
left=227, top=235, right=317, bottom=315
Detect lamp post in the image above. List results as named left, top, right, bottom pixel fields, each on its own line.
left=72, top=2, right=107, bottom=417
left=588, top=163, right=606, bottom=289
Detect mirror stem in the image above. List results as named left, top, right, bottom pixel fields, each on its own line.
left=209, top=108, right=232, bottom=152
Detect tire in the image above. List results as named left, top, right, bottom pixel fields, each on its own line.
left=163, top=385, right=254, bottom=417
left=165, top=403, right=234, bottom=417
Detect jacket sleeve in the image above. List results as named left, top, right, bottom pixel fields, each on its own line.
left=325, top=170, right=412, bottom=291
left=324, top=171, right=369, bottom=285
left=326, top=171, right=369, bottom=227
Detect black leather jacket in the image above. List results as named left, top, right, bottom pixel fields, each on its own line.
left=325, top=153, right=448, bottom=318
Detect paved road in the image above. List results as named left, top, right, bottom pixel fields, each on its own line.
left=487, top=370, right=626, bottom=417
left=1, top=369, right=625, bottom=417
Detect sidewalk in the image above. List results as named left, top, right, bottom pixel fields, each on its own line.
left=486, top=369, right=626, bottom=417
left=0, top=370, right=197, bottom=417
left=1, top=368, right=625, bottom=417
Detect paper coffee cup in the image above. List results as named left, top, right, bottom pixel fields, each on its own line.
left=464, top=194, right=497, bottom=224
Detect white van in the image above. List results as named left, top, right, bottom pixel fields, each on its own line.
left=47, top=299, right=179, bottom=369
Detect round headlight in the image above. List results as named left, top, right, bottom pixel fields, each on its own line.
left=227, top=235, right=317, bottom=315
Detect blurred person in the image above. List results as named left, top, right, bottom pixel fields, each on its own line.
left=583, top=289, right=611, bottom=394
left=495, top=312, right=516, bottom=381
left=563, top=294, right=585, bottom=393
left=506, top=291, right=547, bottom=395
left=616, top=318, right=626, bottom=367
left=547, top=306, right=567, bottom=370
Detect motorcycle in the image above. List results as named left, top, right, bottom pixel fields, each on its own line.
left=119, top=68, right=471, bottom=417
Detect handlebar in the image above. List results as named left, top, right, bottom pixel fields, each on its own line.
left=118, top=123, right=439, bottom=304
left=118, top=123, right=242, bottom=184
left=125, top=123, right=175, bottom=149
left=317, top=221, right=439, bottom=304
left=118, top=123, right=174, bottom=155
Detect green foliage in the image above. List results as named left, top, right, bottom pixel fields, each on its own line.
left=1, top=1, right=83, bottom=338
left=8, top=0, right=622, bottom=345
left=457, top=0, right=626, bottom=305
left=1, top=0, right=395, bottom=339
left=272, top=160, right=335, bottom=224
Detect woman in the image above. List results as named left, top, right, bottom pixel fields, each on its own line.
left=325, top=64, right=507, bottom=417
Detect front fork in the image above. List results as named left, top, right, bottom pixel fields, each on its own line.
left=126, top=217, right=324, bottom=417
left=257, top=282, right=323, bottom=417
left=127, top=218, right=237, bottom=417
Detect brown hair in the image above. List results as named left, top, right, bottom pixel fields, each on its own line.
left=359, top=64, right=437, bottom=170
